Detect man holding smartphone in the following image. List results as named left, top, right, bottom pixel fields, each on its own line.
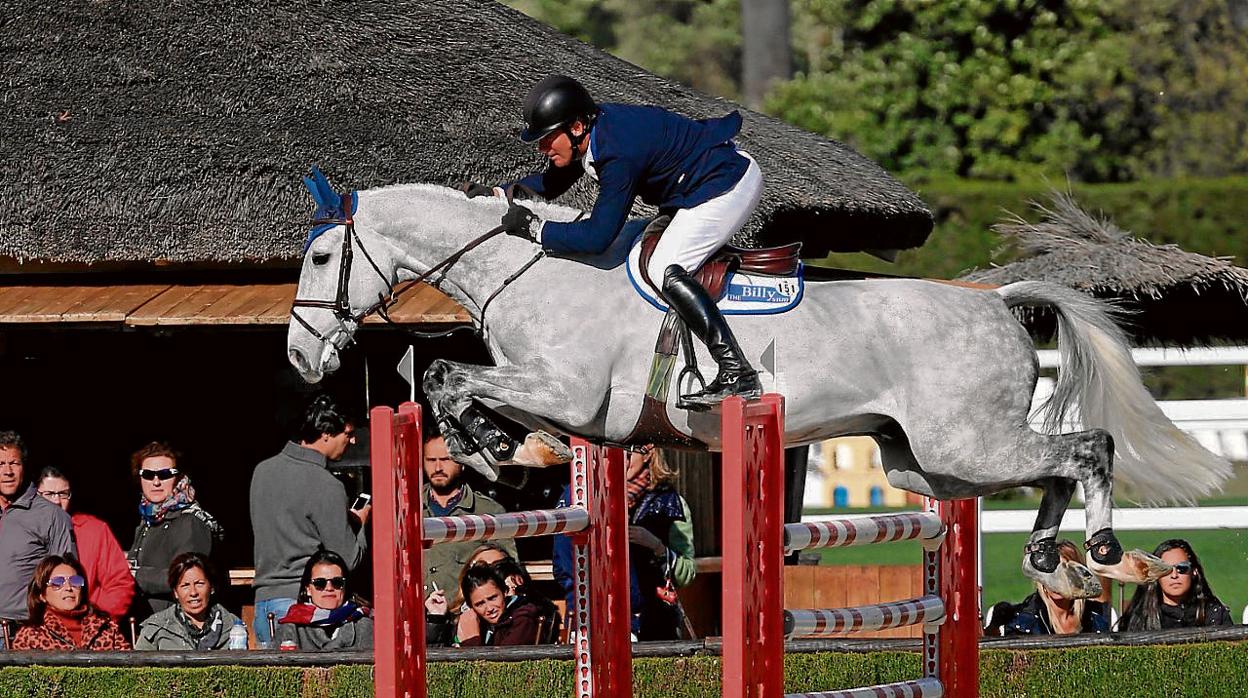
left=249, top=394, right=371, bottom=646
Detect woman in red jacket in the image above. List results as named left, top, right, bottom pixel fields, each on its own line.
left=36, top=467, right=135, bottom=619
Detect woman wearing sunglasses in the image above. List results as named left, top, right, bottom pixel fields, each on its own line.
left=276, top=550, right=373, bottom=650
left=12, top=554, right=130, bottom=650
left=1120, top=538, right=1233, bottom=631
left=135, top=552, right=240, bottom=650
left=125, top=442, right=223, bottom=618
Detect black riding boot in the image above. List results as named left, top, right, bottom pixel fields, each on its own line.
left=662, top=265, right=762, bottom=410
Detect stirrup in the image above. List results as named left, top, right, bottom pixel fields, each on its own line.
left=677, top=371, right=762, bottom=411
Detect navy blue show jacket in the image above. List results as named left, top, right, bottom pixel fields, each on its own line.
left=513, top=103, right=750, bottom=256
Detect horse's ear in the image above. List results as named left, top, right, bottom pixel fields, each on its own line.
left=303, top=173, right=328, bottom=209
left=311, top=165, right=342, bottom=211
left=304, top=167, right=334, bottom=209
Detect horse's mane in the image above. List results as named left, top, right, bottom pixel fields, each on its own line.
left=367, top=182, right=585, bottom=222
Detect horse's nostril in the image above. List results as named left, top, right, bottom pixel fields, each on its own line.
left=289, top=348, right=311, bottom=373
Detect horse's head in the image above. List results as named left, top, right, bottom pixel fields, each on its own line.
left=287, top=166, right=397, bottom=383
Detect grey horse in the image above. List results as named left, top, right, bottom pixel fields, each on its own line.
left=287, top=181, right=1230, bottom=598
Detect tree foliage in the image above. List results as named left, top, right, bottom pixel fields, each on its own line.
left=769, top=0, right=1248, bottom=182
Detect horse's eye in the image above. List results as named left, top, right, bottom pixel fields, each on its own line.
left=311, top=253, right=331, bottom=266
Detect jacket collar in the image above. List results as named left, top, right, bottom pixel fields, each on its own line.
left=38, top=606, right=108, bottom=647
left=283, top=441, right=330, bottom=469
left=423, top=482, right=477, bottom=515
left=7, top=483, right=38, bottom=510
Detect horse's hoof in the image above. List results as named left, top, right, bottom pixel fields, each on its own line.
left=510, top=431, right=573, bottom=467
left=458, top=450, right=500, bottom=482
left=1088, top=549, right=1172, bottom=583
left=1022, top=558, right=1102, bottom=599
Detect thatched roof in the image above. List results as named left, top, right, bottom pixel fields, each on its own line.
left=960, top=191, right=1248, bottom=344
left=0, top=0, right=932, bottom=266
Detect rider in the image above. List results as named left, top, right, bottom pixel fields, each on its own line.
left=469, top=75, right=765, bottom=410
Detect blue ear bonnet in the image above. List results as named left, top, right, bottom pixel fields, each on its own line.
left=302, top=165, right=359, bottom=252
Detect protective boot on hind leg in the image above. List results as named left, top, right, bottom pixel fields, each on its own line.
left=662, top=264, right=762, bottom=410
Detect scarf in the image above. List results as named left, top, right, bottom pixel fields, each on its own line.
left=279, top=600, right=370, bottom=627
left=176, top=605, right=224, bottom=650
left=48, top=606, right=88, bottom=646
left=138, top=476, right=197, bottom=526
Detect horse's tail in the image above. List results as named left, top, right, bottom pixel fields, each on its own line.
left=995, top=281, right=1231, bottom=503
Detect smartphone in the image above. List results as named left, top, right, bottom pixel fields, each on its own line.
left=351, top=493, right=372, bottom=511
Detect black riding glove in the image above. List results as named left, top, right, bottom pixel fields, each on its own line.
left=501, top=203, right=541, bottom=242
left=460, top=182, right=496, bottom=199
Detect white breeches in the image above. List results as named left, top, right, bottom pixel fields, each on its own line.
left=645, top=151, right=763, bottom=283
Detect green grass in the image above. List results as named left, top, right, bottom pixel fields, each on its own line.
left=817, top=528, right=1248, bottom=621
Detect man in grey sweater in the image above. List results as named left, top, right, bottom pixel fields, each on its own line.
left=249, top=396, right=370, bottom=646
left=0, top=432, right=76, bottom=632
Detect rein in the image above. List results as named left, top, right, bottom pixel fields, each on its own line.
left=291, top=186, right=545, bottom=345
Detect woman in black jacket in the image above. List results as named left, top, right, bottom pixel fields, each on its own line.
left=125, top=442, right=223, bottom=617
left=1120, top=538, right=1232, bottom=631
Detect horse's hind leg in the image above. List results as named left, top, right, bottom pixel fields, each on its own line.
left=1024, top=430, right=1170, bottom=592
left=1074, top=431, right=1172, bottom=584
left=1022, top=477, right=1102, bottom=598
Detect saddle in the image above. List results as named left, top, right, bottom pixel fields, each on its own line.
left=625, top=216, right=802, bottom=448
left=635, top=215, right=803, bottom=300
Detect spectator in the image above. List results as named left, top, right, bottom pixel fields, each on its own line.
left=492, top=557, right=559, bottom=641
left=135, top=552, right=240, bottom=650
left=985, top=539, right=1109, bottom=636
left=276, top=550, right=373, bottom=651
left=36, top=467, right=134, bottom=619
left=553, top=444, right=695, bottom=640
left=126, top=442, right=223, bottom=618
left=457, top=564, right=547, bottom=647
left=0, top=431, right=76, bottom=628
left=1120, top=538, right=1233, bottom=630
left=12, top=554, right=130, bottom=650
left=250, top=394, right=369, bottom=646
left=422, top=434, right=515, bottom=598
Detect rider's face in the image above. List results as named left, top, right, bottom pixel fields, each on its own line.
left=538, top=122, right=585, bottom=168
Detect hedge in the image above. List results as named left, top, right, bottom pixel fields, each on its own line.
left=816, top=176, right=1248, bottom=282
left=3, top=642, right=1246, bottom=697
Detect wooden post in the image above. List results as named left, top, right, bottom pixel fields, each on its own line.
left=721, top=395, right=786, bottom=698
left=371, top=402, right=425, bottom=698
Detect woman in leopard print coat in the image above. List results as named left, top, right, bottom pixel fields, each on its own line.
left=12, top=555, right=130, bottom=651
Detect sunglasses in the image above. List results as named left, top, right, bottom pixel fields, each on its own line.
left=310, top=576, right=347, bottom=591
left=139, top=468, right=179, bottom=481
left=1171, top=561, right=1193, bottom=576
left=49, top=575, right=85, bottom=589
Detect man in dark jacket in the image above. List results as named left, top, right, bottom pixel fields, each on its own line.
left=475, top=75, right=765, bottom=410
left=0, top=431, right=76, bottom=628
left=249, top=395, right=370, bottom=646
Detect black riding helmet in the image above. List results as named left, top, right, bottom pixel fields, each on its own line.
left=520, top=75, right=598, bottom=143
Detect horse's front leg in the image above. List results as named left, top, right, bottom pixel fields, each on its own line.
left=423, top=358, right=601, bottom=475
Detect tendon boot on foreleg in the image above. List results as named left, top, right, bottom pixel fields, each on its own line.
left=661, top=265, right=762, bottom=411
left=458, top=404, right=571, bottom=468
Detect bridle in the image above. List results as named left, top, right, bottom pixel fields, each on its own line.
left=290, top=185, right=546, bottom=350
